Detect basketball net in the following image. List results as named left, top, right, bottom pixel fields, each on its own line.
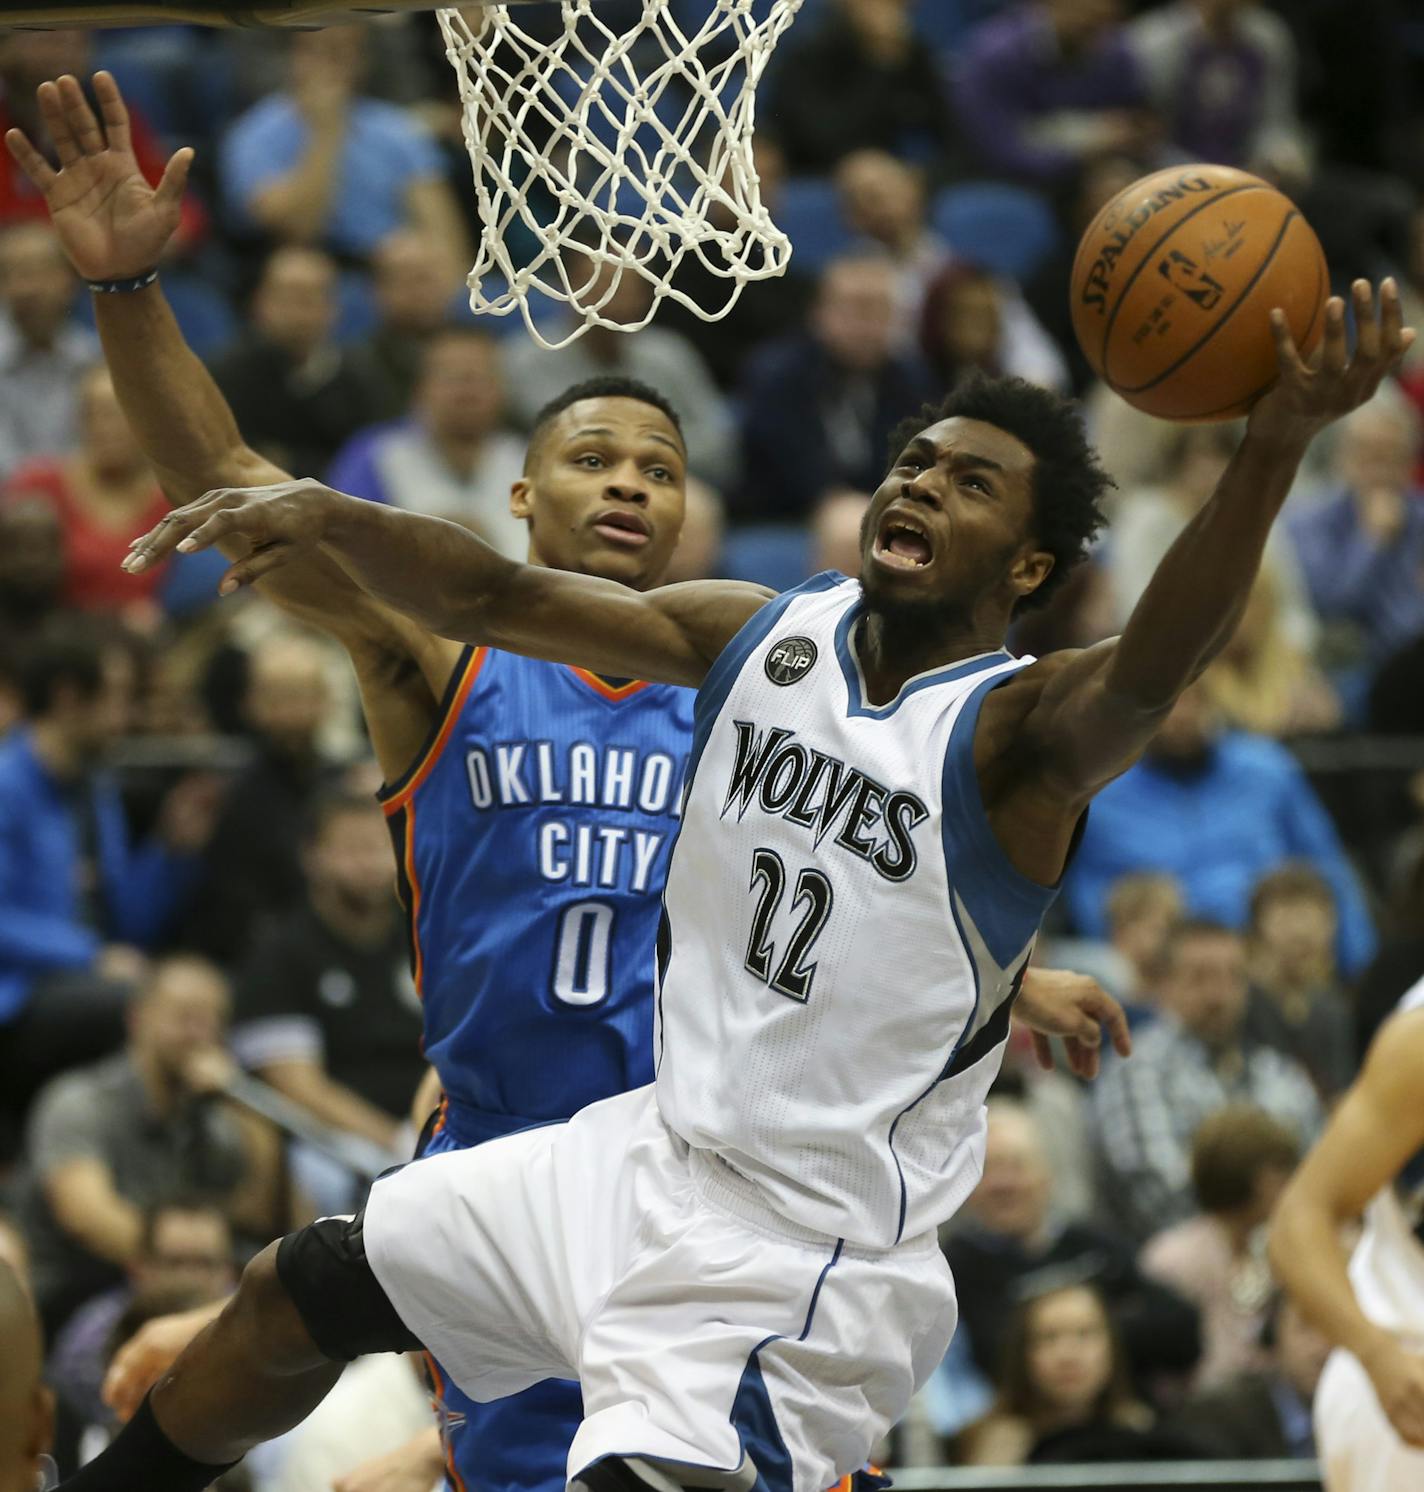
left=438, top=0, right=802, bottom=350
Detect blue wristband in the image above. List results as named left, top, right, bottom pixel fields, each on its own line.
left=87, top=267, right=159, bottom=294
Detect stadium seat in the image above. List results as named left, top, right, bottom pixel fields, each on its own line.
left=774, top=176, right=854, bottom=271
left=718, top=525, right=811, bottom=594
left=929, top=180, right=1060, bottom=284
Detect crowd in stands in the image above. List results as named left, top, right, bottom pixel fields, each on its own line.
left=1, top=0, right=1423, bottom=1484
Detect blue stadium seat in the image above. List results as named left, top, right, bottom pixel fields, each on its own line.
left=929, top=181, right=1060, bottom=284
left=719, top=525, right=811, bottom=593
left=774, top=176, right=853, bottom=272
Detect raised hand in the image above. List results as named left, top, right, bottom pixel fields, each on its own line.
left=123, top=478, right=347, bottom=595
left=3, top=70, right=192, bottom=281
left=1249, top=278, right=1416, bottom=448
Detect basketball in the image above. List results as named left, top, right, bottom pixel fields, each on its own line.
left=1069, top=164, right=1329, bottom=422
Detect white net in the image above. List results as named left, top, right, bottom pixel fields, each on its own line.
left=438, top=0, right=803, bottom=350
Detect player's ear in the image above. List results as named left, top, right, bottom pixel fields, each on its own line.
left=1011, top=546, right=1054, bottom=601
left=510, top=478, right=534, bottom=522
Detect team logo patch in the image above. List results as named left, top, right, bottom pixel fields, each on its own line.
left=765, top=636, right=817, bottom=686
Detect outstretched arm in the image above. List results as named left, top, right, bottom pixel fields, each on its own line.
left=6, top=72, right=460, bottom=777
left=1269, top=1008, right=1424, bottom=1447
left=128, top=482, right=774, bottom=688
left=1011, top=281, right=1412, bottom=804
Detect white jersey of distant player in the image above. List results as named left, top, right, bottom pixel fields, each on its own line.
left=1350, top=974, right=1424, bottom=1344
left=655, top=573, right=1060, bottom=1250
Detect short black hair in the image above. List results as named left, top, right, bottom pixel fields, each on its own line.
left=17, top=616, right=106, bottom=717
left=526, top=376, right=685, bottom=472
left=887, top=373, right=1113, bottom=613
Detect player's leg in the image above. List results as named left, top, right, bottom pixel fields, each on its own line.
left=61, top=1214, right=423, bottom=1490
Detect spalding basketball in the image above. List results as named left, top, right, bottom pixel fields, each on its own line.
left=1069, top=164, right=1328, bottom=422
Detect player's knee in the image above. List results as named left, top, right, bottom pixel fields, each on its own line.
left=272, top=1212, right=424, bottom=1363
left=229, top=1242, right=331, bottom=1375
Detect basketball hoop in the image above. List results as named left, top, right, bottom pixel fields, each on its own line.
left=439, top=0, right=804, bottom=350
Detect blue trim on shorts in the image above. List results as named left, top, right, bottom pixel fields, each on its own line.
left=727, top=1238, right=845, bottom=1492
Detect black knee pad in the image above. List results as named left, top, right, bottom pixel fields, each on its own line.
left=275, top=1211, right=424, bottom=1362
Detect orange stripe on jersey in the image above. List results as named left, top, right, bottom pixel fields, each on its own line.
left=402, top=796, right=426, bottom=997
left=424, top=1352, right=470, bottom=1492
left=431, top=1093, right=449, bottom=1139
left=566, top=667, right=653, bottom=702
left=382, top=647, right=489, bottom=814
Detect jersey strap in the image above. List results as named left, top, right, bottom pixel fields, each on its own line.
left=378, top=645, right=489, bottom=811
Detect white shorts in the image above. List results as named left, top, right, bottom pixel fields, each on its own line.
left=1316, top=1347, right=1424, bottom=1492
left=363, top=1085, right=958, bottom=1492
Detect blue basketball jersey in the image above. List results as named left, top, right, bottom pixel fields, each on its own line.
left=381, top=645, right=694, bottom=1144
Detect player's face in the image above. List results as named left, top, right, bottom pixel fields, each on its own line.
left=513, top=398, right=686, bottom=592
left=860, top=417, right=1050, bottom=624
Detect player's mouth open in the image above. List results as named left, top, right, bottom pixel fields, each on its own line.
left=873, top=518, right=934, bottom=570
left=592, top=510, right=652, bottom=548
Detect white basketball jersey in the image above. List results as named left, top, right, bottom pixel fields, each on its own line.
left=655, top=573, right=1059, bottom=1250
left=1349, top=975, right=1424, bottom=1342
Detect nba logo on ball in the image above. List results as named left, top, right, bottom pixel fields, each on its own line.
left=766, top=637, right=817, bottom=686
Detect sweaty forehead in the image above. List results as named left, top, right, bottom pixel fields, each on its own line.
left=547, top=397, right=684, bottom=455
left=914, top=416, right=1035, bottom=476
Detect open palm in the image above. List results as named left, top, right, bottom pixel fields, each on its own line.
left=3, top=70, right=191, bottom=282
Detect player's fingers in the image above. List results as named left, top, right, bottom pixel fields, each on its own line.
left=92, top=70, right=133, bottom=155
left=1321, top=294, right=1349, bottom=376
left=101, top=1340, right=155, bottom=1419
left=155, top=146, right=195, bottom=215
left=55, top=74, right=105, bottom=159
left=1087, top=989, right=1133, bottom=1059
left=123, top=504, right=219, bottom=573
left=4, top=128, right=57, bottom=193
left=1268, top=307, right=1305, bottom=377
left=1066, top=1037, right=1100, bottom=1082
left=1351, top=279, right=1379, bottom=365
left=1030, top=1029, right=1056, bottom=1073
left=218, top=542, right=296, bottom=595
left=35, top=79, right=82, bottom=167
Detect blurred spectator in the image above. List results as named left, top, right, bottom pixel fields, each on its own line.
left=1104, top=871, right=1183, bottom=1026
left=1105, top=422, right=1317, bottom=655
left=1169, top=1292, right=1329, bottom=1460
left=17, top=955, right=261, bottom=1336
left=1063, top=681, right=1377, bottom=977
left=919, top=262, right=1070, bottom=395
left=185, top=632, right=342, bottom=965
left=810, top=489, right=870, bottom=578
left=0, top=622, right=215, bottom=1129
left=0, top=31, right=203, bottom=249
left=945, top=1100, right=1201, bottom=1397
left=1091, top=920, right=1321, bottom=1244
left=1140, top=1106, right=1300, bottom=1392
left=343, top=229, right=464, bottom=421
left=1025, top=155, right=1142, bottom=395
left=661, top=136, right=814, bottom=393
left=958, top=1281, right=1203, bottom=1465
left=0, top=1210, right=30, bottom=1285
left=1203, top=574, right=1341, bottom=738
left=220, top=25, right=467, bottom=272
left=0, top=1254, right=53, bottom=1492
left=503, top=256, right=736, bottom=491
left=1287, top=392, right=1424, bottom=695
left=764, top=0, right=959, bottom=176
left=4, top=366, right=168, bottom=624
left=661, top=477, right=725, bottom=585
left=0, top=495, right=64, bottom=644
left=0, top=223, right=98, bottom=479
left=734, top=254, right=932, bottom=524
left=210, top=247, right=384, bottom=478
left=953, top=0, right=1154, bottom=188
left=48, top=1199, right=235, bottom=1436
left=1127, top=0, right=1304, bottom=168
left=1244, top=864, right=1354, bottom=1103
left=327, top=327, right=527, bottom=556
left=231, top=789, right=422, bottom=1157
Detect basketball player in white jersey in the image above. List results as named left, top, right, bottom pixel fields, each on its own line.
left=1270, top=976, right=1424, bottom=1490
left=64, top=247, right=1409, bottom=1490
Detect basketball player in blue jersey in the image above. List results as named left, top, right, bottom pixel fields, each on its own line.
left=51, top=56, right=1415, bottom=1492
